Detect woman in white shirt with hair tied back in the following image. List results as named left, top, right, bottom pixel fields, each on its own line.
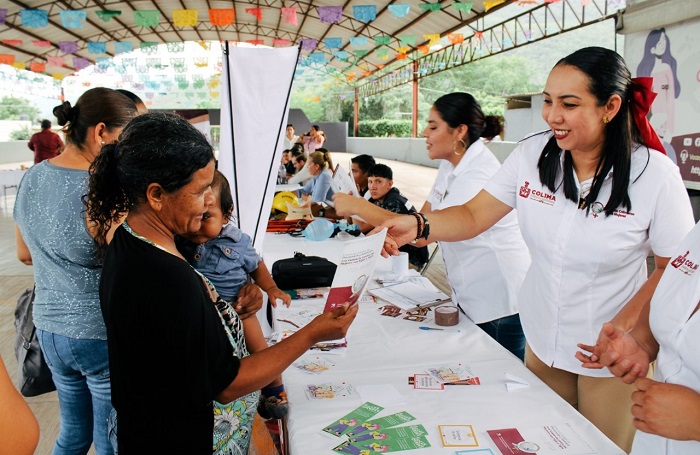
left=360, top=47, right=695, bottom=453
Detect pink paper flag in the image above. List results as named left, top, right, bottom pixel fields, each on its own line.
left=281, top=7, right=297, bottom=26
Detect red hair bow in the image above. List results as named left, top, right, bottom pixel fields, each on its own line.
left=630, top=77, right=666, bottom=155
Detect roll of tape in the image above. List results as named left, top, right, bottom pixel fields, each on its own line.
left=435, top=306, right=459, bottom=326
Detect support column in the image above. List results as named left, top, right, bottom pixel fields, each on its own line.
left=412, top=60, right=419, bottom=138
left=353, top=87, right=359, bottom=137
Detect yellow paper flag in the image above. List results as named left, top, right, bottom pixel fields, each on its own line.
left=173, top=10, right=198, bottom=27
left=484, top=0, right=506, bottom=12
left=423, top=34, right=441, bottom=46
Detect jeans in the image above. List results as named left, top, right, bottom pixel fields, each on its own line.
left=37, top=329, right=114, bottom=455
left=477, top=313, right=525, bottom=361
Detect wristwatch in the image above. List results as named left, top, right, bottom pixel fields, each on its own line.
left=318, top=208, right=325, bottom=217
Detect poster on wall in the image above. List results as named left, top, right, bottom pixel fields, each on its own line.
left=625, top=19, right=700, bottom=189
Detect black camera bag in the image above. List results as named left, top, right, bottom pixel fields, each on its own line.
left=271, top=252, right=337, bottom=290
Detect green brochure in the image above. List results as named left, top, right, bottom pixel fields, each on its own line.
left=345, top=411, right=417, bottom=437
left=333, top=425, right=431, bottom=453
left=322, top=402, right=385, bottom=437
left=347, top=424, right=428, bottom=443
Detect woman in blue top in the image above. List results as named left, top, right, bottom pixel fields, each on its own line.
left=298, top=149, right=339, bottom=206
left=14, top=87, right=138, bottom=455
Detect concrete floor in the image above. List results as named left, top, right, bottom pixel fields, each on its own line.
left=0, top=151, right=449, bottom=454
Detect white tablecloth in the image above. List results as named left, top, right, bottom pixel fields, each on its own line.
left=0, top=168, right=26, bottom=188
left=263, top=233, right=625, bottom=455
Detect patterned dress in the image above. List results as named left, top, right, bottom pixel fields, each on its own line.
left=211, top=297, right=259, bottom=455
left=123, top=222, right=259, bottom=454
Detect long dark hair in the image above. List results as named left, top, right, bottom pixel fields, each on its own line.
left=53, top=87, right=136, bottom=150
left=86, top=112, right=215, bottom=249
left=636, top=28, right=680, bottom=98
left=538, top=47, right=643, bottom=216
left=432, top=92, right=485, bottom=146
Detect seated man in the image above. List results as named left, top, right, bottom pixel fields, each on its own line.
left=356, top=164, right=429, bottom=268
left=288, top=150, right=311, bottom=185
left=350, top=154, right=376, bottom=199
left=282, top=149, right=295, bottom=178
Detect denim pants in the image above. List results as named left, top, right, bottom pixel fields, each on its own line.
left=476, top=313, right=525, bottom=361
left=37, top=329, right=114, bottom=455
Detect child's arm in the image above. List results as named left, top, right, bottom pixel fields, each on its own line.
left=251, top=260, right=292, bottom=307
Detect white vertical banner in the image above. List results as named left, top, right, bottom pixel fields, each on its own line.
left=218, top=43, right=299, bottom=252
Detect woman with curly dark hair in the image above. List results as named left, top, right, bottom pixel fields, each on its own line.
left=86, top=112, right=357, bottom=454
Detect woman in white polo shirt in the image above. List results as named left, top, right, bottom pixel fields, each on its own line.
left=577, top=221, right=700, bottom=455
left=366, top=46, right=695, bottom=452
left=335, top=93, right=531, bottom=360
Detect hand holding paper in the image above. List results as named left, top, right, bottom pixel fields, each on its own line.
left=324, top=230, right=388, bottom=312
left=302, top=303, right=358, bottom=345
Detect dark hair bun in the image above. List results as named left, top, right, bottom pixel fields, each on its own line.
left=53, top=101, right=75, bottom=127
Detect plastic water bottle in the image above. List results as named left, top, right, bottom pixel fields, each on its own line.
left=277, top=164, right=287, bottom=184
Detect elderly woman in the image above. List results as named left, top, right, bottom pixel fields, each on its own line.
left=342, top=47, right=694, bottom=452
left=86, top=112, right=357, bottom=454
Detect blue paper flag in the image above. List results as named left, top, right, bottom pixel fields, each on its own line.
left=324, top=37, right=342, bottom=49
left=332, top=50, right=349, bottom=60
left=20, top=10, right=49, bottom=28
left=87, top=42, right=107, bottom=54
left=309, top=52, right=326, bottom=64
left=60, top=10, right=86, bottom=29
left=388, top=4, right=411, bottom=18
left=349, top=36, right=368, bottom=47
left=115, top=42, right=134, bottom=54
left=352, top=5, right=377, bottom=23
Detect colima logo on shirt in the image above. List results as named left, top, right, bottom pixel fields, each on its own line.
left=671, top=251, right=699, bottom=276
left=519, top=181, right=556, bottom=206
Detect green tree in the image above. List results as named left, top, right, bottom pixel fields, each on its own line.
left=0, top=96, right=40, bottom=122
left=10, top=126, right=31, bottom=140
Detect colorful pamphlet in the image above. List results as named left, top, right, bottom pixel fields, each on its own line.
left=408, top=375, right=481, bottom=387
left=369, top=277, right=451, bottom=311
left=305, top=382, right=357, bottom=400
left=322, top=402, right=385, bottom=437
left=412, top=374, right=444, bottom=391
left=487, top=424, right=597, bottom=455
left=284, top=287, right=329, bottom=300
left=345, top=411, right=417, bottom=437
left=293, top=356, right=336, bottom=374
left=324, top=230, right=387, bottom=312
left=333, top=425, right=431, bottom=453
left=438, top=424, right=479, bottom=447
left=425, top=363, right=475, bottom=384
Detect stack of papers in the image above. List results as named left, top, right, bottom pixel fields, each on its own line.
left=369, top=278, right=451, bottom=311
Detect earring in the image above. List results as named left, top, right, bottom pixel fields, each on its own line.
left=453, top=139, right=467, bottom=156
left=603, top=116, right=609, bottom=124
left=100, top=141, right=105, bottom=145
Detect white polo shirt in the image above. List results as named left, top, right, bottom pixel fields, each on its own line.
left=427, top=140, right=531, bottom=324
left=631, top=221, right=700, bottom=455
left=485, top=131, right=694, bottom=376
